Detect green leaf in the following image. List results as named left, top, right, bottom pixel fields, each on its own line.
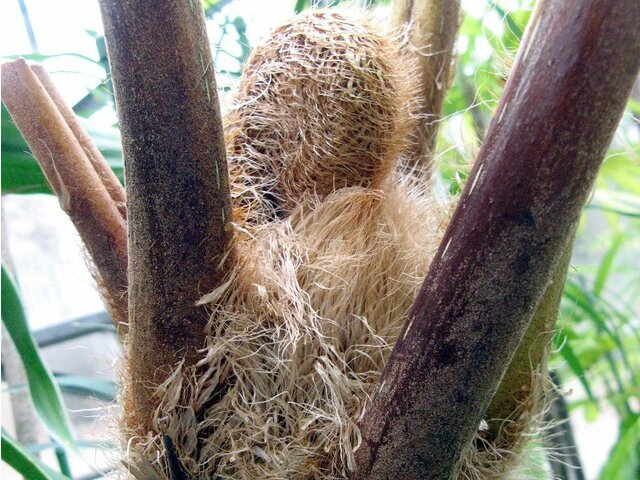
left=55, top=375, right=117, bottom=401
left=54, top=446, right=72, bottom=478
left=4, top=374, right=117, bottom=402
left=556, top=333, right=596, bottom=402
left=589, top=189, right=640, bottom=218
left=1, top=150, right=52, bottom=194
left=564, top=281, right=620, bottom=348
left=565, top=278, right=637, bottom=385
left=2, top=429, right=71, bottom=480
left=599, top=153, right=640, bottom=195
left=294, top=0, right=309, bottom=13
left=27, top=439, right=117, bottom=454
left=627, top=98, right=640, bottom=116
left=594, top=234, right=624, bottom=295
left=584, top=401, right=600, bottom=422
left=72, top=85, right=112, bottom=118
left=488, top=1, right=524, bottom=40
left=600, top=416, right=640, bottom=480
left=1, top=266, right=76, bottom=453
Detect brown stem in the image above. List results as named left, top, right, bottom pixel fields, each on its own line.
left=98, top=0, right=232, bottom=432
left=484, top=228, right=576, bottom=446
left=354, top=1, right=640, bottom=478
left=1, top=59, right=129, bottom=331
left=389, top=0, right=461, bottom=176
left=31, top=65, right=127, bottom=219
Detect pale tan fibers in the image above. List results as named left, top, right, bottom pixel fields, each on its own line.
left=224, top=9, right=419, bottom=222
left=119, top=9, right=552, bottom=480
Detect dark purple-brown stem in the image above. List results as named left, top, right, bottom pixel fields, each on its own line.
left=354, top=1, right=640, bottom=478
left=98, top=0, right=232, bottom=432
left=389, top=0, right=460, bottom=175
left=1, top=60, right=129, bottom=330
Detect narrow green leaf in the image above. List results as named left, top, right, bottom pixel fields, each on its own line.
left=1, top=266, right=76, bottom=452
left=488, top=1, right=524, bottom=39
left=27, top=439, right=116, bottom=454
left=4, top=374, right=117, bottom=402
left=565, top=281, right=619, bottom=344
left=54, top=446, right=72, bottom=478
left=594, top=234, right=624, bottom=295
left=1, top=150, right=52, bottom=194
left=589, top=189, right=640, bottom=218
left=627, top=98, right=640, bottom=116
left=72, top=85, right=112, bottom=118
left=1, top=430, right=71, bottom=480
left=294, top=0, right=308, bottom=13
left=55, top=375, right=117, bottom=401
left=600, top=416, right=640, bottom=480
left=599, top=153, right=640, bottom=195
left=584, top=401, right=600, bottom=422
left=565, top=278, right=637, bottom=386
left=556, top=334, right=596, bottom=402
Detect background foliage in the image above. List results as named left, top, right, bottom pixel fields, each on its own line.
left=1, top=0, right=638, bottom=478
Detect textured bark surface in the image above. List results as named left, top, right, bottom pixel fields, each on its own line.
left=98, top=0, right=232, bottom=430
left=1, top=60, right=128, bottom=329
left=354, top=1, right=640, bottom=478
left=484, top=228, right=576, bottom=444
left=389, top=0, right=460, bottom=174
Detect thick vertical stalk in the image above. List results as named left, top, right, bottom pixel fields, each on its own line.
left=99, top=0, right=232, bottom=431
left=389, top=0, right=461, bottom=175
left=354, top=1, right=640, bottom=478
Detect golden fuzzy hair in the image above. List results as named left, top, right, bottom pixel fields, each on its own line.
left=224, top=9, right=418, bottom=222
